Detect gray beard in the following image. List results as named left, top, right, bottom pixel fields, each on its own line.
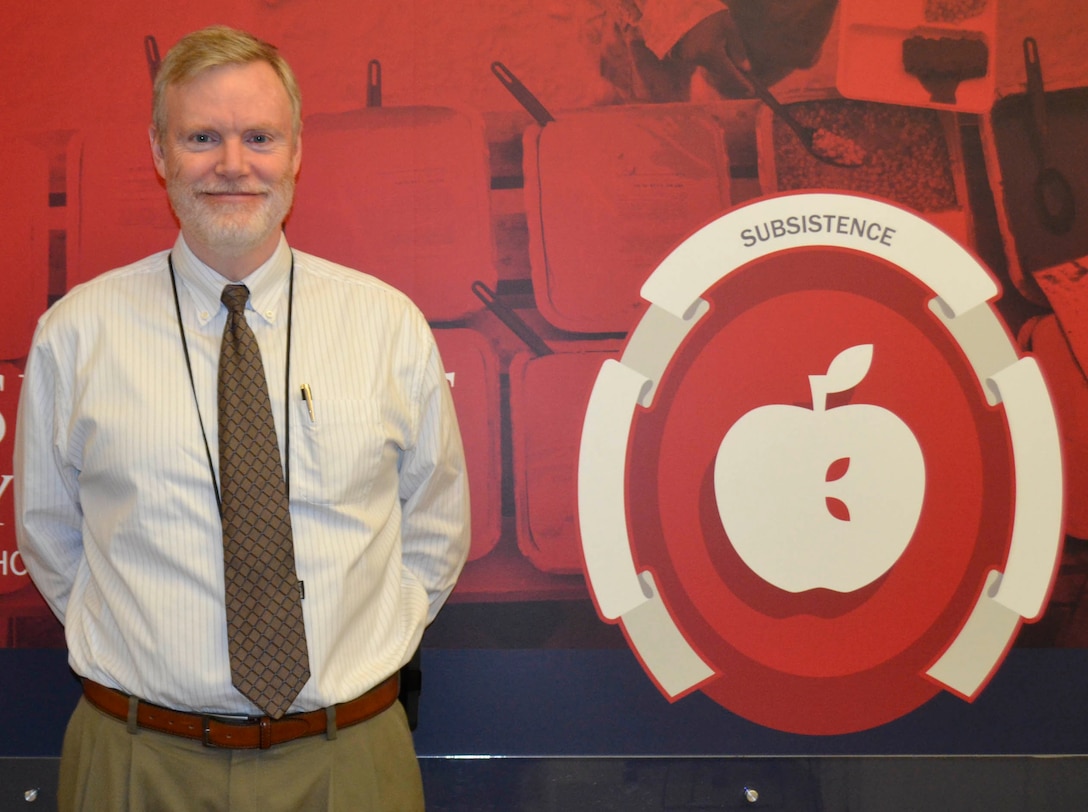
left=166, top=177, right=295, bottom=258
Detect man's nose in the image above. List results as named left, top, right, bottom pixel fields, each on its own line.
left=216, top=139, right=248, bottom=177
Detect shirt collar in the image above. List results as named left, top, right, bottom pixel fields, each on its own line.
left=170, top=233, right=293, bottom=327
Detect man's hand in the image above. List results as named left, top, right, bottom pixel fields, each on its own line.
left=671, top=9, right=754, bottom=98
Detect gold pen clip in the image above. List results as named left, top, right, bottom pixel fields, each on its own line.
left=301, top=383, right=315, bottom=423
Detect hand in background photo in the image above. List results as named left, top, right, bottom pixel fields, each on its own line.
left=595, top=0, right=839, bottom=103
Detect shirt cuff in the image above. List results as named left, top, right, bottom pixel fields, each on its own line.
left=638, top=0, right=730, bottom=59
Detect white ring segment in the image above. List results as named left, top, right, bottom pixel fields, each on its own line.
left=578, top=193, right=1064, bottom=700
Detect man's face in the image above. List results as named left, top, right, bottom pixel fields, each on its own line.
left=151, top=60, right=301, bottom=269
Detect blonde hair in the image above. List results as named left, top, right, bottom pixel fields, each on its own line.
left=152, top=25, right=302, bottom=139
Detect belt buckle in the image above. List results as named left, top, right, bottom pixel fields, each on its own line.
left=201, top=713, right=262, bottom=749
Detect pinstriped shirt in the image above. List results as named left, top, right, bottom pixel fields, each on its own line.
left=14, top=234, right=470, bottom=716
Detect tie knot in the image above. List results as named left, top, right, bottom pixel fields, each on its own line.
left=221, top=284, right=250, bottom=315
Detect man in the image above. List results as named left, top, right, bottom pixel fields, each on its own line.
left=15, top=25, right=469, bottom=811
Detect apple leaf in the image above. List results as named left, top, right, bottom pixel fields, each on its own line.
left=826, top=497, right=851, bottom=522
left=826, top=457, right=850, bottom=482
left=823, top=344, right=874, bottom=395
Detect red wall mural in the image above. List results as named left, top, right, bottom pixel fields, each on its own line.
left=4, top=0, right=1088, bottom=753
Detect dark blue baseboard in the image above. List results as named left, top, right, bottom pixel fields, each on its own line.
left=3, top=647, right=1087, bottom=759
left=412, top=648, right=1088, bottom=757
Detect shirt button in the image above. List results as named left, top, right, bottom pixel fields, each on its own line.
left=265, top=311, right=274, bottom=319
left=200, top=311, right=210, bottom=320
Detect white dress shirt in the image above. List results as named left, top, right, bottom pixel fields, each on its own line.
left=15, top=234, right=470, bottom=716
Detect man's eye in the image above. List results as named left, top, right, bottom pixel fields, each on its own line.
left=192, top=133, right=212, bottom=143
left=249, top=134, right=269, bottom=144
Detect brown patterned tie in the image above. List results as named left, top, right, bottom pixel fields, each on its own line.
left=218, top=284, right=310, bottom=719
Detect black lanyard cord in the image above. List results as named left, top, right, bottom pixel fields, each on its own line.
left=168, top=252, right=296, bottom=513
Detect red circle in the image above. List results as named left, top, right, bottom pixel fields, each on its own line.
left=626, top=247, right=1015, bottom=734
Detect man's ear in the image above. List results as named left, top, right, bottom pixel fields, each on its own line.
left=149, top=125, right=166, bottom=178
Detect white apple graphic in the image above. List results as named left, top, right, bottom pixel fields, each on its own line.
left=714, top=344, right=925, bottom=593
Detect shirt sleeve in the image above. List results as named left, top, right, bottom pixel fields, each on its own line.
left=14, top=323, right=84, bottom=623
left=397, top=332, right=470, bottom=624
left=637, top=0, right=730, bottom=58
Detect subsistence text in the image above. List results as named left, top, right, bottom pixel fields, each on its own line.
left=740, top=213, right=896, bottom=248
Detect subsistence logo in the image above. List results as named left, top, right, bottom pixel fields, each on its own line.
left=578, top=192, right=1064, bottom=735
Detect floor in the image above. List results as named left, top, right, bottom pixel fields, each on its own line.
left=419, top=756, right=1088, bottom=812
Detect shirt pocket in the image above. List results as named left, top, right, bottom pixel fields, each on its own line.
left=291, top=397, right=386, bottom=506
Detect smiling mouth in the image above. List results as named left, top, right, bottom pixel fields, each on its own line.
left=199, top=190, right=267, bottom=205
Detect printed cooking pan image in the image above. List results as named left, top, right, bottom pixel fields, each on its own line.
left=290, top=61, right=497, bottom=323
left=493, top=62, right=732, bottom=336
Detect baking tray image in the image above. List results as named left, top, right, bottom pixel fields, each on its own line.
left=494, top=63, right=732, bottom=335
left=0, top=139, right=49, bottom=360
left=836, top=0, right=997, bottom=112
left=433, top=327, right=503, bottom=562
left=982, top=83, right=1088, bottom=306
left=756, top=94, right=974, bottom=245
left=290, top=63, right=497, bottom=323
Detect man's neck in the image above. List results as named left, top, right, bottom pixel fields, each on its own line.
left=182, top=230, right=283, bottom=282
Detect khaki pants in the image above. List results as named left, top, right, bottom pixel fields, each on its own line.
left=58, top=697, right=425, bottom=811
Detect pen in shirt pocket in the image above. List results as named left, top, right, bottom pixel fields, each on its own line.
left=300, top=383, right=316, bottom=423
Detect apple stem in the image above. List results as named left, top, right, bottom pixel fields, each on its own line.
left=809, top=374, right=828, bottom=413
left=809, top=344, right=875, bottom=412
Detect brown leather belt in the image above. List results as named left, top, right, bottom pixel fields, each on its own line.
left=82, top=674, right=399, bottom=749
